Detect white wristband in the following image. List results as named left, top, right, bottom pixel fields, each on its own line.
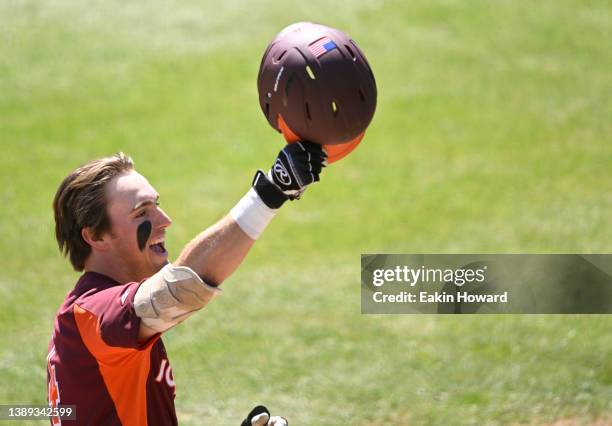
left=230, top=188, right=278, bottom=240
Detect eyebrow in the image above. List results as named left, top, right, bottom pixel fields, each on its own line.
left=131, top=194, right=160, bottom=213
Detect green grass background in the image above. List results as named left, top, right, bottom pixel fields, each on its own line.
left=1, top=0, right=611, bottom=424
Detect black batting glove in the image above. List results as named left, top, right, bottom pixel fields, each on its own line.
left=240, top=405, right=288, bottom=426
left=269, top=141, right=326, bottom=193
left=252, top=141, right=327, bottom=209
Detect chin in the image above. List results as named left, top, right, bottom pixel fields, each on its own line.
left=136, top=248, right=170, bottom=279
left=151, top=254, right=170, bottom=271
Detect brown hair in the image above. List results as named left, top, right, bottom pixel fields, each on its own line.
left=53, top=152, right=135, bottom=271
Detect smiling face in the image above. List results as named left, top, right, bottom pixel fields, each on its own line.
left=103, top=170, right=172, bottom=281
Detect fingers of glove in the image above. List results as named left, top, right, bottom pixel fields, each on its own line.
left=279, top=147, right=307, bottom=168
left=268, top=416, right=288, bottom=426
left=284, top=141, right=325, bottom=161
left=293, top=165, right=317, bottom=185
left=304, top=169, right=320, bottom=184
left=293, top=150, right=325, bottom=168
left=251, top=412, right=270, bottom=426
left=294, top=152, right=324, bottom=170
left=278, top=142, right=327, bottom=173
left=296, top=140, right=324, bottom=156
left=302, top=164, right=321, bottom=183
left=306, top=153, right=326, bottom=170
left=302, top=142, right=328, bottom=168
left=279, top=155, right=324, bottom=183
left=309, top=148, right=327, bottom=169
left=310, top=160, right=323, bottom=175
left=294, top=159, right=322, bottom=181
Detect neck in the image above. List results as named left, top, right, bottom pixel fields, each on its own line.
left=84, top=253, right=140, bottom=284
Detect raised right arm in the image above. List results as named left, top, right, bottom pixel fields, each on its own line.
left=134, top=142, right=327, bottom=340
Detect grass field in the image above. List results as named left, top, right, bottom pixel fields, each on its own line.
left=1, top=0, right=611, bottom=424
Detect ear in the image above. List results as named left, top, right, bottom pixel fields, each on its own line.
left=81, top=227, right=110, bottom=252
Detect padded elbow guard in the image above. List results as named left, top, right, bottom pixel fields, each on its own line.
left=134, top=264, right=221, bottom=333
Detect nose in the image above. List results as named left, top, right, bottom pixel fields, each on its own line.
left=156, top=207, right=172, bottom=230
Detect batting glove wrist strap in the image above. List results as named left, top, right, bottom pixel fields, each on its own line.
left=252, top=169, right=289, bottom=209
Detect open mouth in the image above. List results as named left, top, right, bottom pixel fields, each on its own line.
left=148, top=238, right=167, bottom=255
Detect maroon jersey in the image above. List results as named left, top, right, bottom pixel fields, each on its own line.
left=47, top=272, right=177, bottom=425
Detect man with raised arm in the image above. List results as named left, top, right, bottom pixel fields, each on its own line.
left=47, top=144, right=325, bottom=425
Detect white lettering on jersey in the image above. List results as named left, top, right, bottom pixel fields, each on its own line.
left=155, top=358, right=176, bottom=393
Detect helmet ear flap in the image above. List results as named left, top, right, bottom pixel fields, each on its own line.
left=258, top=22, right=377, bottom=162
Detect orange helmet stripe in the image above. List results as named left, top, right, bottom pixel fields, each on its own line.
left=277, top=113, right=364, bottom=164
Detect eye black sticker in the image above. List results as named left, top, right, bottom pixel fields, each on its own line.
left=137, top=220, right=152, bottom=251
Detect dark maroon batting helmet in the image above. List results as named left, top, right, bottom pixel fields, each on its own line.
left=257, top=22, right=377, bottom=163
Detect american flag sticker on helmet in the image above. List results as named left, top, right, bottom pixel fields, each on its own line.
left=308, top=37, right=337, bottom=58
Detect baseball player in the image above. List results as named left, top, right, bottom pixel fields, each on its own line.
left=47, top=144, right=325, bottom=425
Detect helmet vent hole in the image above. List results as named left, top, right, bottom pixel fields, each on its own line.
left=305, top=103, right=312, bottom=120
left=277, top=50, right=287, bottom=61
left=345, top=44, right=356, bottom=61
left=331, top=101, right=338, bottom=115
left=359, top=89, right=366, bottom=102
left=305, top=65, right=316, bottom=80
left=265, top=102, right=270, bottom=119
